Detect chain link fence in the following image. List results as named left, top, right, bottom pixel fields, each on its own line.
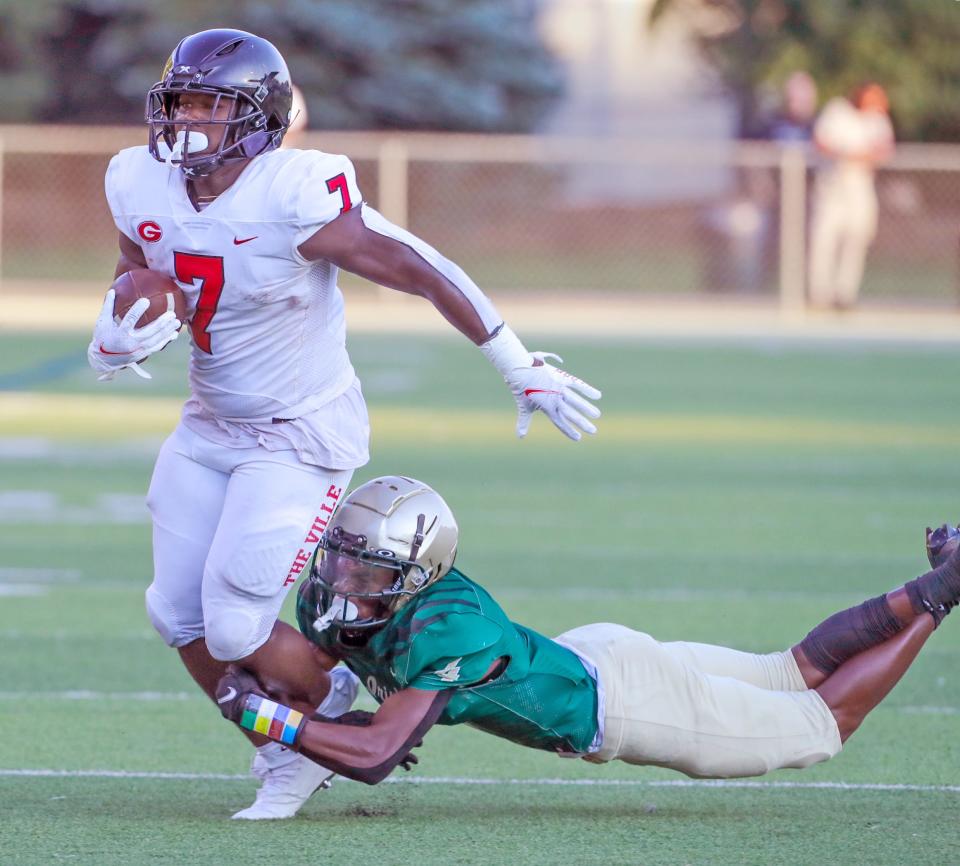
left=1, top=126, right=958, bottom=308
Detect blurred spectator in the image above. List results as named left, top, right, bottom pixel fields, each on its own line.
left=808, top=83, right=895, bottom=310
left=704, top=73, right=819, bottom=295
left=281, top=84, right=308, bottom=149
left=758, top=72, right=819, bottom=289
left=767, top=71, right=818, bottom=144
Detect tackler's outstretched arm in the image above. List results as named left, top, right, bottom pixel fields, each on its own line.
left=217, top=668, right=450, bottom=785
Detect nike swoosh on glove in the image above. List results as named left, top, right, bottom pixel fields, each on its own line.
left=215, top=667, right=267, bottom=724
left=505, top=353, right=602, bottom=441
left=86, top=288, right=181, bottom=381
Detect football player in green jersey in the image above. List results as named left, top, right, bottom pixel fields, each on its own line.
left=216, top=476, right=960, bottom=785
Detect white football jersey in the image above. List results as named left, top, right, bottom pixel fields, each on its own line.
left=105, top=146, right=363, bottom=423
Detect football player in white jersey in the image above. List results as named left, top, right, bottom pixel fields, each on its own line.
left=86, top=29, right=601, bottom=820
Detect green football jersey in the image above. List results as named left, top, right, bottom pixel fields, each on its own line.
left=296, top=567, right=599, bottom=754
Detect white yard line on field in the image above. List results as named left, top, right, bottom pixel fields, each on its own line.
left=1, top=768, right=959, bottom=794
left=0, top=691, right=951, bottom=723
left=0, top=629, right=155, bottom=640
left=0, top=585, right=49, bottom=597
left=0, top=438, right=161, bottom=461
left=0, top=491, right=148, bottom=525
left=0, top=691, right=195, bottom=701
left=0, top=578, right=884, bottom=603
left=0, top=568, right=81, bottom=582
left=899, top=705, right=960, bottom=716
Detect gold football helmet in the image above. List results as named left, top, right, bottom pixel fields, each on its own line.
left=310, top=476, right=459, bottom=633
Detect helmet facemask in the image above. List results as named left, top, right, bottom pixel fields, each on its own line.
left=146, top=84, right=281, bottom=178
left=310, top=519, right=430, bottom=638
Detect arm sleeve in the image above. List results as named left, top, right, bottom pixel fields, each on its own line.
left=359, top=204, right=504, bottom=333
left=293, top=152, right=363, bottom=251
left=403, top=611, right=506, bottom=691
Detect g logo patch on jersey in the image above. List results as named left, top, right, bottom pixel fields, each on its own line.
left=137, top=220, right=163, bottom=243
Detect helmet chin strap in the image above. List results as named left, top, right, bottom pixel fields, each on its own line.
left=405, top=514, right=426, bottom=576
left=156, top=130, right=210, bottom=168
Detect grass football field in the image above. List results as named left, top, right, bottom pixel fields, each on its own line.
left=2, top=328, right=960, bottom=865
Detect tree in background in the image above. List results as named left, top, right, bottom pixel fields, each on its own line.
left=648, top=0, right=960, bottom=141
left=0, top=0, right=563, bottom=131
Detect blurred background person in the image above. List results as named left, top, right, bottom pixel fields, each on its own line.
left=808, top=83, right=895, bottom=311
left=282, top=84, right=308, bottom=149
left=767, top=71, right=818, bottom=145
left=697, top=72, right=818, bottom=297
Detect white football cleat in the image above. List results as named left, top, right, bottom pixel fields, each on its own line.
left=231, top=667, right=361, bottom=821
left=232, top=749, right=334, bottom=820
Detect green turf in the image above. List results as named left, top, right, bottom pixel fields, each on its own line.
left=2, top=333, right=960, bottom=864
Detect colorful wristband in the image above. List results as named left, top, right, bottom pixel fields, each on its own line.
left=238, top=694, right=305, bottom=746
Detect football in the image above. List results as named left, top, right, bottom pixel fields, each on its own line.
left=111, top=269, right=187, bottom=328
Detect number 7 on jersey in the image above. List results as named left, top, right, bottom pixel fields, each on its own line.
left=326, top=173, right=353, bottom=214
left=174, top=251, right=225, bottom=355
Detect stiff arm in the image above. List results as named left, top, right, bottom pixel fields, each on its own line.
left=299, top=205, right=498, bottom=345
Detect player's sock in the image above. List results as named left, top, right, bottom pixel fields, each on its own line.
left=313, top=666, right=360, bottom=719
left=903, top=550, right=960, bottom=627
left=799, top=594, right=904, bottom=675
left=255, top=740, right=298, bottom=771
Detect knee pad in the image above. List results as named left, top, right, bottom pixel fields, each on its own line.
left=204, top=605, right=270, bottom=662
left=145, top=583, right=203, bottom=648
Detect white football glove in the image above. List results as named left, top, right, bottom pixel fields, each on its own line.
left=506, top=352, right=601, bottom=441
left=481, top=325, right=601, bottom=441
left=86, top=289, right=181, bottom=381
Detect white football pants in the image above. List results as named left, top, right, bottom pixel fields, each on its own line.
left=145, top=422, right=353, bottom=661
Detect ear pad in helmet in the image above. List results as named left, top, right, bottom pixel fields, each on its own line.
left=239, top=130, right=272, bottom=157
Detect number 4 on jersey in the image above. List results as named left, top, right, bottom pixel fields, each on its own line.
left=174, top=251, right=225, bottom=354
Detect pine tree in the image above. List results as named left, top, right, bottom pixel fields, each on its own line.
left=0, top=0, right=564, bottom=132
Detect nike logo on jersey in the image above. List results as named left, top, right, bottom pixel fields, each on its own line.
left=217, top=686, right=237, bottom=704
left=233, top=236, right=258, bottom=245
left=98, top=344, right=128, bottom=356
left=433, top=658, right=463, bottom=683
left=524, top=388, right=561, bottom=397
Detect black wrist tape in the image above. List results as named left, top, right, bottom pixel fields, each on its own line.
left=799, top=594, right=904, bottom=675
left=903, top=555, right=960, bottom=628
